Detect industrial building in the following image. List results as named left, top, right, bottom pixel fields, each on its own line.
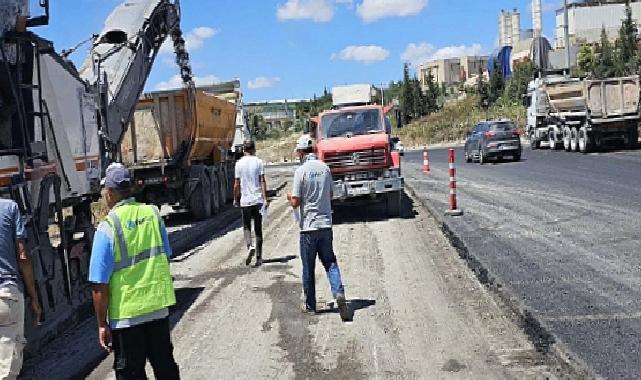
left=418, top=56, right=488, bottom=88
left=499, top=9, right=522, bottom=46
left=555, top=0, right=641, bottom=48
left=244, top=99, right=309, bottom=128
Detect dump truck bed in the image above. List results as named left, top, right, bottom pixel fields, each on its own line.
left=545, top=76, right=640, bottom=122
left=121, top=87, right=237, bottom=166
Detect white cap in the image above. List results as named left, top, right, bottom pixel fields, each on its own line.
left=296, top=134, right=313, bottom=151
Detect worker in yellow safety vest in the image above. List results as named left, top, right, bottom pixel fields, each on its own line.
left=89, top=163, right=180, bottom=380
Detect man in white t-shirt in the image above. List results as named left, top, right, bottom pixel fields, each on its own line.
left=234, top=140, right=269, bottom=267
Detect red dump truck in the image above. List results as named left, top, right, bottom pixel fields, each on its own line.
left=121, top=82, right=241, bottom=219
left=310, top=84, right=404, bottom=216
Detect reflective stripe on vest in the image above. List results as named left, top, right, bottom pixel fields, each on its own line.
left=108, top=211, right=165, bottom=271
left=105, top=202, right=175, bottom=321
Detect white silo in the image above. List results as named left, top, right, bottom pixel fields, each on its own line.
left=532, top=0, right=542, bottom=38
left=512, top=9, right=521, bottom=43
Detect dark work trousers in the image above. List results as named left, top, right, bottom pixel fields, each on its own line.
left=111, top=317, right=180, bottom=380
left=241, top=204, right=263, bottom=258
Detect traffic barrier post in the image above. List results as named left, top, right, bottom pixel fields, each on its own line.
left=446, top=148, right=463, bottom=216
left=423, top=149, right=430, bottom=173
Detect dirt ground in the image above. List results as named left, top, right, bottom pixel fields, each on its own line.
left=86, top=172, right=578, bottom=379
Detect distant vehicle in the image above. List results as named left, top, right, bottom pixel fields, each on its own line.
left=464, top=120, right=522, bottom=164
left=525, top=75, right=640, bottom=153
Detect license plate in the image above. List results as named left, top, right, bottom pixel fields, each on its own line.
left=500, top=145, right=516, bottom=150
left=348, top=186, right=370, bottom=196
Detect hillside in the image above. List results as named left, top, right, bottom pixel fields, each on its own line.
left=396, top=96, right=526, bottom=148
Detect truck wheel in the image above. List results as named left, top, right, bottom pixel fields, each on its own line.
left=578, top=126, right=590, bottom=154
left=217, top=169, right=228, bottom=205
left=563, top=127, right=571, bottom=151
left=191, top=171, right=212, bottom=220
left=626, top=127, right=639, bottom=149
left=530, top=132, right=539, bottom=150
left=210, top=169, right=221, bottom=214
left=386, top=191, right=402, bottom=217
left=570, top=127, right=579, bottom=152
left=548, top=130, right=557, bottom=150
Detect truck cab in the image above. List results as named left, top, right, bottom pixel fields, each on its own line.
left=310, top=85, right=403, bottom=216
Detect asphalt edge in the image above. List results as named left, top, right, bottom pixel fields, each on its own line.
left=404, top=180, right=595, bottom=379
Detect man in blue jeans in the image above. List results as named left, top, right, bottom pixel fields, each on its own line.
left=287, top=136, right=352, bottom=321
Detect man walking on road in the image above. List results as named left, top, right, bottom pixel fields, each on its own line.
left=0, top=198, right=41, bottom=379
left=89, top=163, right=180, bottom=380
left=287, top=136, right=351, bottom=321
left=234, top=139, right=269, bottom=267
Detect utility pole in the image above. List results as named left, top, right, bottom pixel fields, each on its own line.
left=564, top=0, right=571, bottom=76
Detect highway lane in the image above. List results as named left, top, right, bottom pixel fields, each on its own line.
left=403, top=146, right=641, bottom=379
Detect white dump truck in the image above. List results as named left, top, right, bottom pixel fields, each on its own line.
left=525, top=75, right=640, bottom=153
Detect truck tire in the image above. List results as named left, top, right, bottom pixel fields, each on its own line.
left=570, top=127, right=579, bottom=152
left=626, top=126, right=639, bottom=150
left=578, top=126, right=590, bottom=154
left=563, top=126, right=571, bottom=151
left=210, top=169, right=221, bottom=214
left=217, top=168, right=228, bottom=205
left=529, top=132, right=539, bottom=150
left=190, top=169, right=212, bottom=220
left=386, top=191, right=402, bottom=217
left=548, top=130, right=557, bottom=150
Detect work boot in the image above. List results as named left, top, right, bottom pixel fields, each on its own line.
left=335, top=293, right=352, bottom=322
left=254, top=255, right=263, bottom=268
left=301, top=303, right=316, bottom=315
left=245, top=246, right=256, bottom=266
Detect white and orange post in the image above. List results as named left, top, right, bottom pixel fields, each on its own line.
left=423, top=149, right=430, bottom=173
left=446, top=148, right=463, bottom=216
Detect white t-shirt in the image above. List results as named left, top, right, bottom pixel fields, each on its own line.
left=235, top=155, right=265, bottom=207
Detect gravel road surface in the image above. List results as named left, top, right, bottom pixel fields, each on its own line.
left=404, top=146, right=641, bottom=379
left=84, top=173, right=578, bottom=379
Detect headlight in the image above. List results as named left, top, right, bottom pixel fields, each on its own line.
left=383, top=169, right=391, bottom=178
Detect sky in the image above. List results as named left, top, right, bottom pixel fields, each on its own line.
left=34, top=0, right=562, bottom=102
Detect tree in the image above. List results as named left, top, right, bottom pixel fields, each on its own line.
left=577, top=45, right=596, bottom=76
left=401, top=63, right=414, bottom=124
left=424, top=71, right=439, bottom=113
left=477, top=67, right=490, bottom=110
left=504, top=62, right=536, bottom=104
left=593, top=26, right=616, bottom=78
left=411, top=76, right=425, bottom=118
left=488, top=59, right=505, bottom=104
left=615, top=0, right=638, bottom=75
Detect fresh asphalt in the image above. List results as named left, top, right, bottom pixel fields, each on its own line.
left=403, top=146, right=641, bottom=379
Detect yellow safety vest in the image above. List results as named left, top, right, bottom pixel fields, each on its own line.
left=105, top=201, right=176, bottom=321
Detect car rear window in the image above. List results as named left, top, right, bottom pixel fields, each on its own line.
left=490, top=123, right=516, bottom=132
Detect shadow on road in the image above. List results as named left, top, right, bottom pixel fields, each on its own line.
left=332, top=191, right=416, bottom=225
left=169, top=287, right=205, bottom=328
left=263, top=255, right=298, bottom=264
left=318, top=298, right=376, bottom=321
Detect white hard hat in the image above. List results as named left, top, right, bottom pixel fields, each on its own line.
left=296, top=134, right=313, bottom=151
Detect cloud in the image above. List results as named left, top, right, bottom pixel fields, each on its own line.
left=335, top=0, right=354, bottom=8
left=331, top=45, right=389, bottom=64
left=248, top=76, right=281, bottom=89
left=356, top=0, right=427, bottom=22
left=401, top=42, right=483, bottom=67
left=159, top=26, right=219, bottom=54
left=155, top=74, right=221, bottom=91
left=277, top=0, right=335, bottom=22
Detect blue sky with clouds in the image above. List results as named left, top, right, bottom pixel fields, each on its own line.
left=36, top=0, right=561, bottom=102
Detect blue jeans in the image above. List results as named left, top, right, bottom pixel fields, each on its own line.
left=300, top=228, right=344, bottom=311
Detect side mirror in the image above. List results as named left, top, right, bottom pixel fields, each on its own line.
left=390, top=136, right=400, bottom=144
